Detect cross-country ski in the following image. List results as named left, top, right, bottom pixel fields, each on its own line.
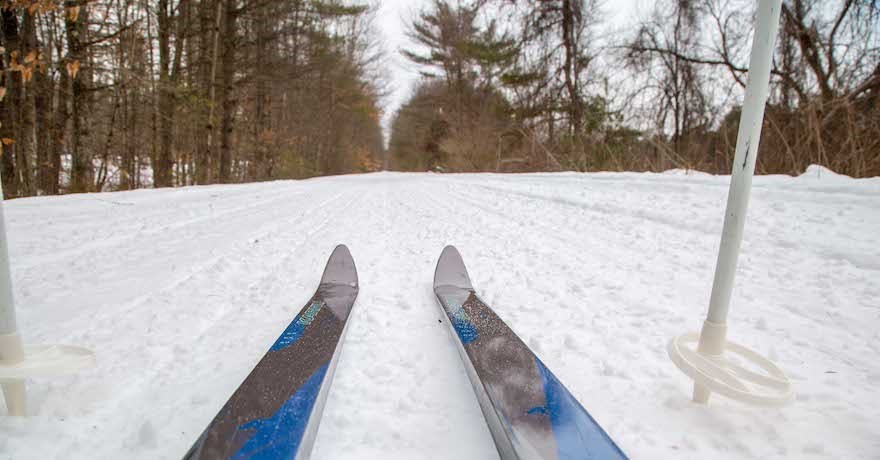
left=184, top=245, right=359, bottom=460
left=433, top=246, right=627, bottom=460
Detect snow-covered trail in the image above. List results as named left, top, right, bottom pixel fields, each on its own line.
left=1, top=170, right=878, bottom=459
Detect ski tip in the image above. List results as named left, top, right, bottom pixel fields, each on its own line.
left=320, top=245, right=358, bottom=287
left=433, top=245, right=474, bottom=291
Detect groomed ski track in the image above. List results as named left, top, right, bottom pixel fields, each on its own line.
left=1, top=169, right=878, bottom=459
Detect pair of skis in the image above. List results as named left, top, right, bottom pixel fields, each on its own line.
left=185, top=245, right=626, bottom=459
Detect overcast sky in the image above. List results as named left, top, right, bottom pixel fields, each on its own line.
left=375, top=0, right=644, bottom=135
left=376, top=0, right=432, bottom=134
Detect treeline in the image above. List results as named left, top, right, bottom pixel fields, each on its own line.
left=0, top=0, right=384, bottom=198
left=390, top=0, right=880, bottom=177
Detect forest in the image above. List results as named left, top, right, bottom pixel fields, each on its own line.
left=0, top=0, right=384, bottom=198
left=390, top=0, right=879, bottom=177
left=0, top=0, right=878, bottom=198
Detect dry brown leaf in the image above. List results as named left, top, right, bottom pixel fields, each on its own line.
left=8, top=52, right=22, bottom=73
left=24, top=50, right=37, bottom=64
left=66, top=60, right=80, bottom=79
left=0, top=87, right=6, bottom=102
left=1, top=138, right=15, bottom=146
left=67, top=5, right=80, bottom=23
left=22, top=68, right=33, bottom=83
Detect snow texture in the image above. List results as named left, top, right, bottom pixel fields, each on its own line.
left=1, top=167, right=878, bottom=459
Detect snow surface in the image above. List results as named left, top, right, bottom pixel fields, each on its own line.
left=1, top=168, right=879, bottom=459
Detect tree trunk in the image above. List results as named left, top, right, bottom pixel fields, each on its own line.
left=251, top=3, right=270, bottom=181
left=50, top=9, right=68, bottom=196
left=154, top=0, right=174, bottom=187
left=172, top=0, right=188, bottom=186
left=196, top=0, right=222, bottom=184
left=29, top=10, right=54, bottom=195
left=66, top=0, right=92, bottom=193
left=0, top=8, right=21, bottom=198
left=561, top=0, right=581, bottom=137
left=14, top=9, right=39, bottom=197
left=218, top=0, right=236, bottom=183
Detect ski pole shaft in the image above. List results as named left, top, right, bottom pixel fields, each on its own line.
left=0, top=177, right=17, bottom=335
left=705, top=0, right=782, bottom=326
left=693, top=0, right=783, bottom=404
left=0, top=176, right=26, bottom=415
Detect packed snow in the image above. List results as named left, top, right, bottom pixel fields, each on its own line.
left=1, top=168, right=878, bottom=459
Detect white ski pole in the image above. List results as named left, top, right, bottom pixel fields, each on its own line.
left=0, top=176, right=96, bottom=416
left=668, top=0, right=793, bottom=407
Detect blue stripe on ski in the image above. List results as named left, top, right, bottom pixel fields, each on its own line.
left=270, top=301, right=325, bottom=351
left=534, top=358, right=627, bottom=460
left=443, top=296, right=478, bottom=344
left=231, top=361, right=330, bottom=460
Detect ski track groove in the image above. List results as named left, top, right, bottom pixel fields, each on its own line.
left=74, top=188, right=350, bottom=353
left=447, top=179, right=880, bottom=274
left=17, top=185, right=310, bottom=271
left=468, top=172, right=880, bottom=202
left=150, top=188, right=363, bottom=344
left=405, top=186, right=646, bottom=387
left=6, top=182, right=302, bottom=259
left=14, top=187, right=310, bottom=270
left=17, top=187, right=350, bottom=334
left=433, top=181, right=676, bottom=286
left=114, top=187, right=355, bottom=338
left=450, top=180, right=718, bottom=235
